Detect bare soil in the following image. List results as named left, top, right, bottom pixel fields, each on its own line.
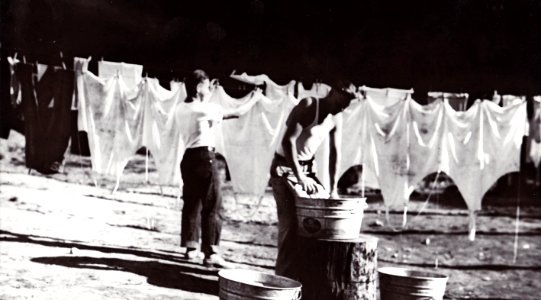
left=1, top=132, right=540, bottom=299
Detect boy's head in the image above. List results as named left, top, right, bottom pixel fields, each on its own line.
left=185, top=69, right=211, bottom=101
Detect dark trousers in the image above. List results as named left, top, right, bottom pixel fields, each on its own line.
left=180, top=147, right=223, bottom=256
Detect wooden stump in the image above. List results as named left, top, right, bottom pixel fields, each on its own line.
left=296, top=234, right=378, bottom=300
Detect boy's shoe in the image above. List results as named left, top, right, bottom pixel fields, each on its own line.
left=203, top=254, right=233, bottom=269
left=184, top=248, right=199, bottom=260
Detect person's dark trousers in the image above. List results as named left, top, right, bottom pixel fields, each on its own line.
left=180, top=146, right=224, bottom=256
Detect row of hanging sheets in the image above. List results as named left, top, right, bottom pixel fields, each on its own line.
left=3, top=58, right=540, bottom=218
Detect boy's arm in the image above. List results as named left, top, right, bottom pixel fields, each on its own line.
left=282, top=101, right=320, bottom=194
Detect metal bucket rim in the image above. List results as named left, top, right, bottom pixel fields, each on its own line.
left=378, top=267, right=448, bottom=280
left=219, top=269, right=302, bottom=290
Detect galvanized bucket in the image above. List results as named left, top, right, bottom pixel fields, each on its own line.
left=295, top=196, right=367, bottom=239
left=219, top=269, right=302, bottom=300
left=378, top=267, right=448, bottom=300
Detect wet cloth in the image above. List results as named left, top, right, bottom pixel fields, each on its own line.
left=77, top=70, right=144, bottom=177
left=210, top=86, right=282, bottom=195
left=230, top=71, right=296, bottom=99
left=427, top=91, right=469, bottom=111
left=72, top=57, right=90, bottom=110
left=16, top=63, right=74, bottom=173
left=359, top=85, right=413, bottom=108
left=98, top=60, right=143, bottom=89
left=140, top=79, right=187, bottom=185
left=339, top=97, right=527, bottom=212
left=527, top=97, right=541, bottom=167
left=297, top=82, right=331, bottom=100
left=502, top=95, right=530, bottom=135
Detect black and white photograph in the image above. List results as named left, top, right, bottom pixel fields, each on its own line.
left=1, top=0, right=540, bottom=299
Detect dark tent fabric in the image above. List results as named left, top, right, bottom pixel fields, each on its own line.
left=16, top=63, right=73, bottom=173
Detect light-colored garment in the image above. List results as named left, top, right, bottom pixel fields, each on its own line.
left=297, top=82, right=331, bottom=100
left=141, top=79, right=187, bottom=185
left=7, top=56, right=21, bottom=107
left=98, top=60, right=143, bottom=89
left=78, top=70, right=144, bottom=177
left=359, top=85, right=413, bottom=108
left=501, top=95, right=526, bottom=107
left=72, top=57, right=90, bottom=110
left=180, top=101, right=223, bottom=149
left=211, top=86, right=287, bottom=195
left=230, top=72, right=270, bottom=86
left=339, top=97, right=526, bottom=212
left=230, top=71, right=296, bottom=99
left=427, top=91, right=469, bottom=111
left=528, top=96, right=541, bottom=167
left=502, top=95, right=530, bottom=136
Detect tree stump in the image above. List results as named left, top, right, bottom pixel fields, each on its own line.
left=296, top=234, right=378, bottom=300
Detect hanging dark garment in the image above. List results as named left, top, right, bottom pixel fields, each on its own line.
left=0, top=53, right=24, bottom=139
left=16, top=63, right=74, bottom=174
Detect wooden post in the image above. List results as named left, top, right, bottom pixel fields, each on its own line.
left=296, top=234, right=378, bottom=300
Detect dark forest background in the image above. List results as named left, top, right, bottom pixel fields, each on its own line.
left=1, top=0, right=540, bottom=100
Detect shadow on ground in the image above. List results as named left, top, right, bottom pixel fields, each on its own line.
left=31, top=256, right=219, bottom=295
left=0, top=230, right=219, bottom=296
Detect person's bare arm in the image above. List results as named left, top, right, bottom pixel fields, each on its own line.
left=282, top=100, right=320, bottom=194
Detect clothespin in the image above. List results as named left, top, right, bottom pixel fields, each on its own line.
left=22, top=55, right=26, bottom=64
left=87, top=56, right=92, bottom=62
left=230, top=69, right=236, bottom=76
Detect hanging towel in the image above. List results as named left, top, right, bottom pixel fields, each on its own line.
left=360, top=85, right=413, bottom=108
left=98, top=60, right=143, bottom=89
left=427, top=91, right=469, bottom=111
left=210, top=86, right=284, bottom=196
left=77, top=70, right=144, bottom=177
left=140, top=79, right=187, bottom=185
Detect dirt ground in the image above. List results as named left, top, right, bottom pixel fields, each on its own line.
left=1, top=131, right=540, bottom=299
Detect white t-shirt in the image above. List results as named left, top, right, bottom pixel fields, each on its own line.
left=180, top=101, right=223, bottom=149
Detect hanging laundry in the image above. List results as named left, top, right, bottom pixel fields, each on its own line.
left=501, top=94, right=526, bottom=107
left=141, top=79, right=187, bottom=185
left=98, top=60, right=143, bottom=89
left=440, top=100, right=526, bottom=211
left=210, top=86, right=282, bottom=196
left=502, top=95, right=530, bottom=137
left=338, top=98, right=526, bottom=212
left=297, top=82, right=331, bottom=100
left=527, top=96, right=541, bottom=167
left=360, top=85, right=414, bottom=108
left=339, top=86, right=412, bottom=192
left=16, top=63, right=74, bottom=174
left=427, top=91, right=469, bottom=111
left=230, top=71, right=270, bottom=86
left=72, top=57, right=90, bottom=110
left=77, top=69, right=144, bottom=177
left=0, top=54, right=24, bottom=139
left=230, top=71, right=296, bottom=99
